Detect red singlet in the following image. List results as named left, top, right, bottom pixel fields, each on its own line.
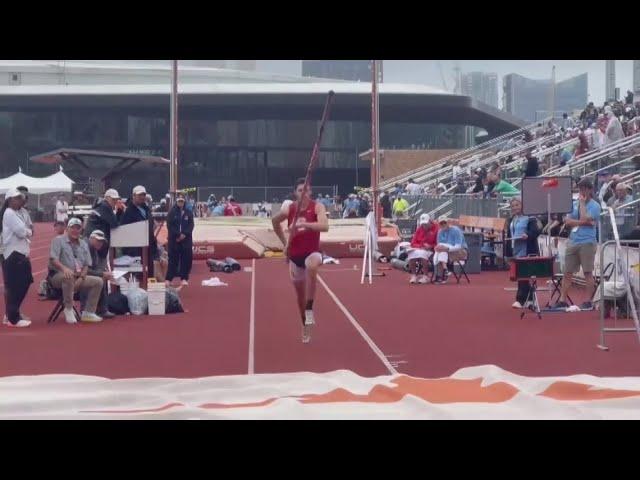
left=287, top=200, right=320, bottom=259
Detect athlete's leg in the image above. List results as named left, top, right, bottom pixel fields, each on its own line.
left=304, top=252, right=323, bottom=308
left=289, top=260, right=307, bottom=325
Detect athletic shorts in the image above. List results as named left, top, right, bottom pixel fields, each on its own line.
left=564, top=241, right=597, bottom=274
left=289, top=252, right=322, bottom=282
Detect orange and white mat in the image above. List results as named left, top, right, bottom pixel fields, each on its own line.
left=2, top=366, right=640, bottom=419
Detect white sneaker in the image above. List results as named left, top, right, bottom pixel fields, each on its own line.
left=6, top=319, right=31, bottom=328
left=64, top=308, right=78, bottom=324
left=181, top=280, right=189, bottom=286
left=81, top=312, right=103, bottom=323
left=302, top=324, right=312, bottom=343
left=418, top=275, right=428, bottom=284
left=512, top=301, right=523, bottom=309
left=304, top=309, right=315, bottom=326
left=409, top=275, right=418, bottom=284
left=3, top=314, right=30, bottom=324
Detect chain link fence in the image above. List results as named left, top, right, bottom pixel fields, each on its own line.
left=197, top=185, right=337, bottom=203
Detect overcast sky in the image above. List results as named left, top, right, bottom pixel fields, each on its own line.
left=257, top=60, right=636, bottom=108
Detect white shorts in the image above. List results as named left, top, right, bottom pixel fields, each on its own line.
left=289, top=252, right=323, bottom=282
left=406, top=248, right=432, bottom=261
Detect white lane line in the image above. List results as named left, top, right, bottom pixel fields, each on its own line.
left=248, top=258, right=256, bottom=375
left=318, top=275, right=398, bottom=376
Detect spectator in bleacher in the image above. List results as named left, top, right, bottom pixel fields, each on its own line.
left=85, top=189, right=123, bottom=243
left=224, top=195, right=243, bottom=216
left=561, top=113, right=575, bottom=130
left=392, top=195, right=409, bottom=219
left=508, top=198, right=541, bottom=309
left=487, top=169, right=520, bottom=198
left=407, top=214, right=438, bottom=284
left=49, top=218, right=104, bottom=324
left=609, top=183, right=633, bottom=227
left=392, top=183, right=403, bottom=198
left=343, top=194, right=360, bottom=218
left=432, top=216, right=467, bottom=284
left=625, top=90, right=634, bottom=105
left=454, top=177, right=467, bottom=194
left=552, top=177, right=601, bottom=310
left=405, top=178, right=423, bottom=196
left=55, top=194, right=69, bottom=224
left=380, top=192, right=392, bottom=219
left=523, top=153, right=540, bottom=177
left=604, top=106, right=624, bottom=144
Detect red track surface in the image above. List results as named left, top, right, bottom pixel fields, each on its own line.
left=1, top=224, right=639, bottom=379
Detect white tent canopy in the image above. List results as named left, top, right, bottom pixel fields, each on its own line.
left=0, top=167, right=75, bottom=195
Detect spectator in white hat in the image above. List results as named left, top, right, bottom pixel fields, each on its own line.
left=1, top=189, right=33, bottom=327
left=120, top=185, right=159, bottom=275
left=407, top=213, right=439, bottom=284
left=85, top=188, right=123, bottom=242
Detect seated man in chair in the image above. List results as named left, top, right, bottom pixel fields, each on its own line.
left=433, top=216, right=468, bottom=284
left=49, top=218, right=104, bottom=324
left=407, top=213, right=438, bottom=284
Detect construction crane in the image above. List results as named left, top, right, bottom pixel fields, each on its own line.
left=436, top=61, right=449, bottom=91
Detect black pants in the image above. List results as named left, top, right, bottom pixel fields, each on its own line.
left=516, top=280, right=531, bottom=304
left=167, top=238, right=193, bottom=281
left=2, top=252, right=33, bottom=324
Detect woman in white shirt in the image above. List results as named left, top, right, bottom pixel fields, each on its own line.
left=1, top=189, right=33, bottom=327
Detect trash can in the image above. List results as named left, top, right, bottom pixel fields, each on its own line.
left=463, top=232, right=482, bottom=274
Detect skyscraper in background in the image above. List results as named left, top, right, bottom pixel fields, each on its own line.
left=633, top=60, right=640, bottom=98
left=605, top=60, right=616, bottom=102
left=302, top=60, right=383, bottom=82
left=503, top=73, right=588, bottom=122
left=460, top=72, right=499, bottom=108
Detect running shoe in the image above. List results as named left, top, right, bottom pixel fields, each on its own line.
left=418, top=275, right=428, bottom=284
left=409, top=275, right=418, bottom=284
left=80, top=312, right=103, bottom=323
left=6, top=319, right=31, bottom=328
left=302, top=324, right=312, bottom=343
left=579, top=301, right=594, bottom=310
left=512, top=301, right=523, bottom=309
left=64, top=308, right=78, bottom=324
left=550, top=301, right=570, bottom=309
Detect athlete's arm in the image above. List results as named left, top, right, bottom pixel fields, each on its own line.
left=297, top=203, right=329, bottom=232
left=271, top=203, right=290, bottom=247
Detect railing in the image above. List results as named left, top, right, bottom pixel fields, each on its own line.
left=196, top=185, right=338, bottom=203
left=597, top=208, right=640, bottom=350
left=379, top=118, right=550, bottom=191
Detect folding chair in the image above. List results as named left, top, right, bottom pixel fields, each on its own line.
left=47, top=284, right=81, bottom=324
left=449, top=254, right=470, bottom=284
left=547, top=274, right=574, bottom=307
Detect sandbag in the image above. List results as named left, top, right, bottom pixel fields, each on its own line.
left=127, top=287, right=148, bottom=316
left=107, top=292, right=130, bottom=315
left=165, top=288, right=185, bottom=314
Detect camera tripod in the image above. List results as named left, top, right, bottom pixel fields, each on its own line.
left=520, top=276, right=542, bottom=320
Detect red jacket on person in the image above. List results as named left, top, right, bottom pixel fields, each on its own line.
left=410, top=224, right=438, bottom=249
left=224, top=202, right=243, bottom=216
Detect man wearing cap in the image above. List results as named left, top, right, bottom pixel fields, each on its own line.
left=49, top=218, right=104, bottom=323
left=84, top=229, right=115, bottom=318
left=433, top=216, right=468, bottom=284
left=407, top=214, right=438, bottom=284
left=552, top=177, right=601, bottom=310
left=85, top=189, right=124, bottom=243
left=1, top=189, right=33, bottom=327
left=121, top=185, right=159, bottom=276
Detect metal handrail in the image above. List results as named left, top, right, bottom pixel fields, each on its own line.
left=597, top=210, right=640, bottom=350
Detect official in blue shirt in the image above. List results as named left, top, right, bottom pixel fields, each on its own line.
left=552, top=177, right=601, bottom=310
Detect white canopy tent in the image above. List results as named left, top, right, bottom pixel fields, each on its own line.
left=0, top=167, right=75, bottom=195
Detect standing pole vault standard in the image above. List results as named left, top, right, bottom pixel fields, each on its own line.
left=371, top=60, right=381, bottom=236
left=170, top=60, right=179, bottom=196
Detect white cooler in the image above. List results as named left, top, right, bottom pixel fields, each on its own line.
left=147, top=281, right=166, bottom=315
